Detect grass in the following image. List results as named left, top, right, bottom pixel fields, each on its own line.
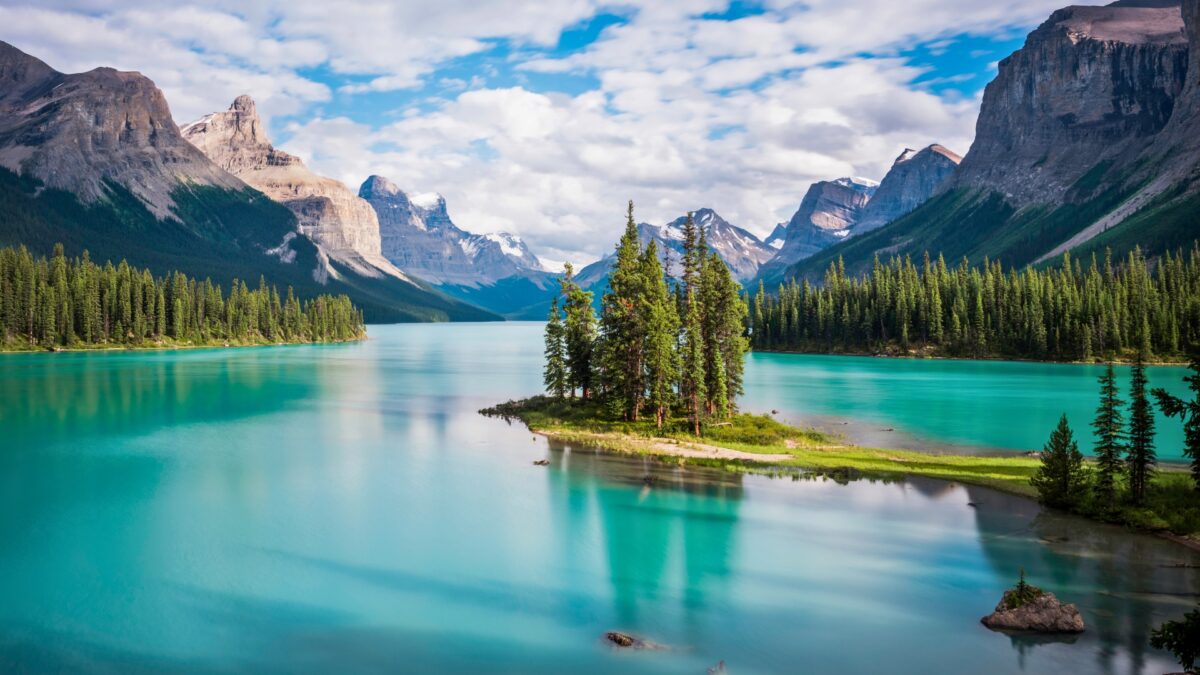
left=482, top=396, right=1200, bottom=541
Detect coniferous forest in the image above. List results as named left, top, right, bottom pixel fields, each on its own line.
left=0, top=244, right=365, bottom=350
left=543, top=203, right=749, bottom=433
left=750, top=245, right=1200, bottom=362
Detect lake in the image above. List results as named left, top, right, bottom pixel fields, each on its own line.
left=0, top=322, right=1196, bottom=674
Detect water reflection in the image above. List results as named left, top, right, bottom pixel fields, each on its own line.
left=968, top=484, right=1200, bottom=673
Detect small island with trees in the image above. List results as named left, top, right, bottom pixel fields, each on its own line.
left=0, top=244, right=366, bottom=351
left=485, top=205, right=1200, bottom=544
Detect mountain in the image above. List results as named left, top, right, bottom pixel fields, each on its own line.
left=359, top=174, right=557, bottom=318
left=756, top=177, right=877, bottom=280
left=575, top=208, right=775, bottom=294
left=358, top=175, right=545, bottom=284
left=786, top=0, right=1199, bottom=281
left=182, top=97, right=408, bottom=283
left=0, top=41, right=495, bottom=322
left=764, top=223, right=788, bottom=251
left=853, top=145, right=962, bottom=233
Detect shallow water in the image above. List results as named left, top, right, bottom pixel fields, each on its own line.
left=743, top=351, right=1190, bottom=457
left=0, top=322, right=1196, bottom=674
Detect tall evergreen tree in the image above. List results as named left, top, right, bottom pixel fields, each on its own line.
left=1030, top=414, right=1088, bottom=510
left=598, top=201, right=648, bottom=419
left=1127, top=348, right=1157, bottom=505
left=1154, top=349, right=1200, bottom=490
left=559, top=262, right=596, bottom=399
left=543, top=300, right=568, bottom=398
left=1093, top=363, right=1127, bottom=505
left=641, top=240, right=680, bottom=428
left=679, top=212, right=707, bottom=435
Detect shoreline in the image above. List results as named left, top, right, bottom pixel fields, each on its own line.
left=750, top=347, right=1189, bottom=367
left=0, top=334, right=367, bottom=355
left=484, top=398, right=1200, bottom=554
left=530, top=426, right=1200, bottom=554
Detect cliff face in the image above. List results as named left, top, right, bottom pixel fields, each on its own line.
left=950, top=1, right=1188, bottom=207
left=0, top=41, right=243, bottom=219
left=758, top=178, right=876, bottom=278
left=855, top=145, right=961, bottom=233
left=182, top=97, right=406, bottom=281
left=785, top=0, right=1200, bottom=281
left=359, top=174, right=545, bottom=286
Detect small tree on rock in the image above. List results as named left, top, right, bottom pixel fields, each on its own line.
left=1151, top=605, right=1200, bottom=673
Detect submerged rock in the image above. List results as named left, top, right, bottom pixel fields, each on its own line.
left=603, top=631, right=668, bottom=650
left=981, top=588, right=1085, bottom=634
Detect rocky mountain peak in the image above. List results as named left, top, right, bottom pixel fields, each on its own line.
left=0, top=41, right=244, bottom=219
left=359, top=174, right=542, bottom=286
left=182, top=98, right=405, bottom=282
left=949, top=0, right=1188, bottom=207
left=854, top=143, right=962, bottom=233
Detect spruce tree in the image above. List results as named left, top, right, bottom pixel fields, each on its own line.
left=641, top=240, right=680, bottom=428
left=1093, top=363, right=1127, bottom=505
left=559, top=262, right=596, bottom=399
left=598, top=201, right=647, bottom=419
left=1154, top=349, right=1200, bottom=490
left=1127, top=348, right=1156, bottom=505
left=1030, top=414, right=1088, bottom=510
left=679, top=212, right=707, bottom=435
left=543, top=300, right=568, bottom=398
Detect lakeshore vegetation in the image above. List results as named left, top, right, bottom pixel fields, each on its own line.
left=0, top=243, right=365, bottom=350
left=750, top=245, right=1200, bottom=362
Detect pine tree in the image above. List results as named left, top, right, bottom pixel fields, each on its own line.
left=641, top=240, right=680, bottom=428
left=1031, top=414, right=1088, bottom=510
left=1127, top=348, right=1157, bottom=505
left=1093, top=363, right=1127, bottom=505
left=1155, top=349, right=1200, bottom=490
left=543, top=300, right=568, bottom=398
left=679, top=212, right=707, bottom=435
left=598, top=200, right=647, bottom=419
left=559, top=263, right=596, bottom=399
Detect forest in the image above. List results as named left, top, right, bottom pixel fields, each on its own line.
left=751, top=245, right=1200, bottom=362
left=543, top=203, right=748, bottom=433
left=0, top=244, right=365, bottom=350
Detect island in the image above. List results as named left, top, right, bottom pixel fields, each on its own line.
left=487, top=208, right=1200, bottom=548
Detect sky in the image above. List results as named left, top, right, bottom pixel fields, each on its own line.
left=1, top=0, right=1104, bottom=266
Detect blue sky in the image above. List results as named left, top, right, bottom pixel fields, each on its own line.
left=1, top=0, right=1088, bottom=263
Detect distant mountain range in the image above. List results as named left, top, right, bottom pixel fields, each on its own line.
left=1, top=0, right=1197, bottom=321
left=0, top=43, right=494, bottom=322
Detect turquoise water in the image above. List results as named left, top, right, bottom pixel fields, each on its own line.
left=744, top=352, right=1191, bottom=458
left=1, top=322, right=1198, bottom=674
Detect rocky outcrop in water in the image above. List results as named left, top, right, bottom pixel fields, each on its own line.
left=182, top=97, right=408, bottom=281
left=0, top=41, right=243, bottom=219
left=981, top=589, right=1086, bottom=633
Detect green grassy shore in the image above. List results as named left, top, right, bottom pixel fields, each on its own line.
left=482, top=396, right=1200, bottom=542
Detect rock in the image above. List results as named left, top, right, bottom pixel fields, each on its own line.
left=181, top=98, right=409, bottom=283
left=853, top=145, right=961, bottom=234
left=981, top=589, right=1085, bottom=634
left=359, top=174, right=546, bottom=286
left=0, top=42, right=244, bottom=220
left=603, top=631, right=667, bottom=650
left=532, top=459, right=550, bottom=466
left=708, top=661, right=728, bottom=675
